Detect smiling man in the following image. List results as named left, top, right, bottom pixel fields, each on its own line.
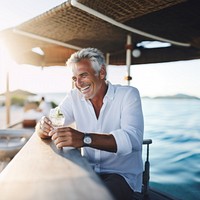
left=37, top=48, right=144, bottom=200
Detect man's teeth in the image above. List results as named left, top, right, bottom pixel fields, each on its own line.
left=81, top=86, right=90, bottom=92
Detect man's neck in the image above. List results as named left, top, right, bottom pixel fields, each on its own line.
left=90, top=81, right=108, bottom=118
left=91, top=81, right=108, bottom=104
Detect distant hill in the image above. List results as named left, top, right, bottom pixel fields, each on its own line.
left=143, top=93, right=200, bottom=100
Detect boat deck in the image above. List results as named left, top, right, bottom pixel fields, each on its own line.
left=0, top=122, right=35, bottom=172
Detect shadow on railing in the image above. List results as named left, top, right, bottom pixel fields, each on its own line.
left=0, top=132, right=114, bottom=200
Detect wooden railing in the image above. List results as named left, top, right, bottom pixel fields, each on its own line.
left=0, top=132, right=113, bottom=200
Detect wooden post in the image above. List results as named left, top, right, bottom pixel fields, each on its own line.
left=106, top=53, right=110, bottom=65
left=5, top=71, right=10, bottom=127
left=125, top=34, right=132, bottom=85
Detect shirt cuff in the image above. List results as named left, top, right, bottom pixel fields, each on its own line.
left=111, top=130, right=132, bottom=156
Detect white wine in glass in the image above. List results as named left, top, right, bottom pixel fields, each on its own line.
left=49, top=107, right=65, bottom=128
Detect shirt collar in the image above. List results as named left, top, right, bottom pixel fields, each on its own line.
left=104, top=81, right=115, bottom=101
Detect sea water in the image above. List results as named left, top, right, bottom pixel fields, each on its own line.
left=142, top=98, right=200, bottom=200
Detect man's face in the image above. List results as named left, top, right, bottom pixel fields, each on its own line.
left=72, top=59, right=105, bottom=100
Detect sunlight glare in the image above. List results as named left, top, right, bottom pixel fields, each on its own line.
left=32, top=47, right=44, bottom=56
left=0, top=39, right=16, bottom=92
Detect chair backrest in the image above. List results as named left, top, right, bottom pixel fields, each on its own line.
left=142, top=139, right=152, bottom=197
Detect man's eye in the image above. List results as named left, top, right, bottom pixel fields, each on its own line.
left=72, top=77, right=77, bottom=82
left=81, top=73, right=87, bottom=78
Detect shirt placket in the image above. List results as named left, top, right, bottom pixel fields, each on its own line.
left=94, top=116, right=103, bottom=172
left=93, top=98, right=108, bottom=173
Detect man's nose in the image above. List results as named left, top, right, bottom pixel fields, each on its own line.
left=76, top=77, right=83, bottom=86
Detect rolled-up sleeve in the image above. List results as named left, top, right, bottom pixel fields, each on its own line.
left=111, top=87, right=144, bottom=155
left=111, top=129, right=132, bottom=155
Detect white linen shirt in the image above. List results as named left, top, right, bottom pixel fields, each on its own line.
left=59, top=81, right=144, bottom=192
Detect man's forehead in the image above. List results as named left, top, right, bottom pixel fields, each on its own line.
left=74, top=59, right=91, bottom=67
left=73, top=62, right=94, bottom=74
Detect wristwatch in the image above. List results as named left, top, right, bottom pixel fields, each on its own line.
left=83, top=133, right=92, bottom=146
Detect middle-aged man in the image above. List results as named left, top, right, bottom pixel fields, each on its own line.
left=36, top=48, right=144, bottom=200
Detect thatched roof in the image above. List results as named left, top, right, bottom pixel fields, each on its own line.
left=1, top=0, right=200, bottom=66
left=0, top=89, right=36, bottom=97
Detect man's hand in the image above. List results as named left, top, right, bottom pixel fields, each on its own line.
left=49, top=127, right=84, bottom=149
left=36, top=116, right=53, bottom=139
left=36, top=118, right=117, bottom=153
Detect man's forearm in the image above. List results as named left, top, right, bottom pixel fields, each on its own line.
left=87, top=133, right=117, bottom=153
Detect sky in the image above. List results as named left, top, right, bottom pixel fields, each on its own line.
left=0, top=0, right=200, bottom=98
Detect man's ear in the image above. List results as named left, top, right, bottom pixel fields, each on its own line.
left=100, top=65, right=106, bottom=80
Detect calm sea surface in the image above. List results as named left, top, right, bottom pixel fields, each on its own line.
left=142, top=98, right=200, bottom=200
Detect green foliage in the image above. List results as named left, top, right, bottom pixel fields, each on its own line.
left=11, top=96, right=26, bottom=106
left=51, top=101, right=58, bottom=108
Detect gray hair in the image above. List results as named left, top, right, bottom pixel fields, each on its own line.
left=66, top=48, right=107, bottom=75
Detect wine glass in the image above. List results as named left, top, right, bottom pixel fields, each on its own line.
left=49, top=107, right=65, bottom=128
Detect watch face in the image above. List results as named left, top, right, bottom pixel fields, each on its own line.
left=84, top=135, right=92, bottom=145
